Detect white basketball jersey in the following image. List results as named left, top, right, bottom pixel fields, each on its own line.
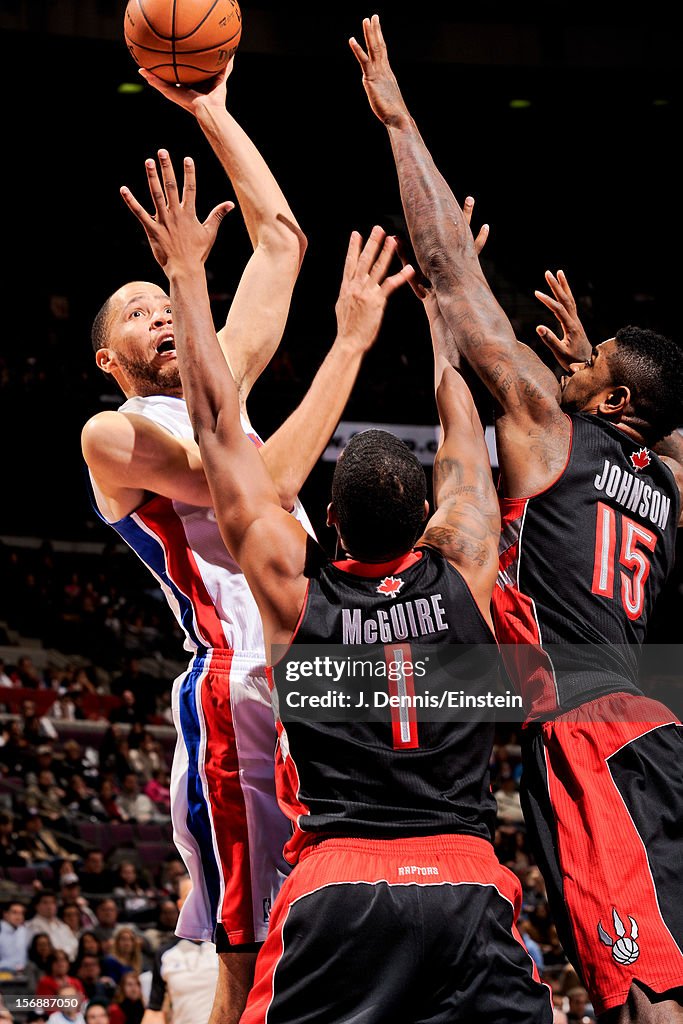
left=91, top=394, right=315, bottom=656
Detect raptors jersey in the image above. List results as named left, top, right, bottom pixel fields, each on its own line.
left=90, top=393, right=315, bottom=656
left=494, top=413, right=679, bottom=717
left=268, top=545, right=500, bottom=865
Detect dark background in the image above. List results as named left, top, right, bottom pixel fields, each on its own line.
left=0, top=0, right=680, bottom=602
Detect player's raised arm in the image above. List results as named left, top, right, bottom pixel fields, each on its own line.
left=351, top=15, right=570, bottom=496
left=140, top=60, right=306, bottom=402
left=258, top=228, right=415, bottom=509
left=120, top=149, right=308, bottom=647
left=418, top=357, right=500, bottom=624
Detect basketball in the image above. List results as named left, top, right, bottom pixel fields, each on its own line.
left=124, top=0, right=242, bottom=85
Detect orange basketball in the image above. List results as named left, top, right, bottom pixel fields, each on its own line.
left=124, top=0, right=242, bottom=85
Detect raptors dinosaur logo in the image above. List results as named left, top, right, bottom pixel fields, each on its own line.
left=598, top=908, right=640, bottom=965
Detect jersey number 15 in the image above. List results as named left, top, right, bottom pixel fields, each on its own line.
left=592, top=501, right=657, bottom=620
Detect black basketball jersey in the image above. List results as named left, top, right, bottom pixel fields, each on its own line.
left=268, top=544, right=499, bottom=865
left=493, top=413, right=679, bottom=717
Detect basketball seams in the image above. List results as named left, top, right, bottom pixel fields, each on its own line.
left=125, top=0, right=241, bottom=84
left=136, top=0, right=232, bottom=41
left=123, top=29, right=241, bottom=56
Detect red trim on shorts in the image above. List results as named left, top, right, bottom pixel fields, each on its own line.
left=542, top=692, right=683, bottom=1014
left=241, top=835, right=543, bottom=1024
left=199, top=650, right=255, bottom=944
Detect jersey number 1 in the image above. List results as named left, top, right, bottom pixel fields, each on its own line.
left=592, top=502, right=657, bottom=620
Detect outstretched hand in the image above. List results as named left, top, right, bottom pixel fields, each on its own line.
left=349, top=14, right=410, bottom=128
left=138, top=58, right=234, bottom=115
left=534, top=269, right=592, bottom=371
left=120, top=150, right=234, bottom=274
left=335, top=227, right=415, bottom=352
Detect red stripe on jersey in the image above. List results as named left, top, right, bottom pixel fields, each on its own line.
left=137, top=498, right=226, bottom=649
left=493, top=499, right=558, bottom=717
left=542, top=696, right=683, bottom=1014
left=332, top=550, right=423, bottom=576
left=198, top=651, right=256, bottom=943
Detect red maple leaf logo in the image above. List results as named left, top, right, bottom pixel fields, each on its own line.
left=377, top=576, right=404, bottom=597
left=630, top=448, right=651, bottom=471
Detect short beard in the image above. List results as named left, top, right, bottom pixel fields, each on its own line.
left=115, top=351, right=182, bottom=396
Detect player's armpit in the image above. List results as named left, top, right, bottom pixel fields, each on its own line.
left=81, top=410, right=212, bottom=510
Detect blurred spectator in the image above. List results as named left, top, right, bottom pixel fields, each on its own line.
left=74, top=952, right=115, bottom=1003
left=112, top=862, right=155, bottom=919
left=17, top=810, right=76, bottom=865
left=84, top=1003, right=110, bottom=1024
left=566, top=986, right=596, bottom=1022
left=0, top=658, right=13, bottom=688
left=108, top=970, right=145, bottom=1024
left=25, top=769, right=69, bottom=827
left=101, top=926, right=143, bottom=983
left=110, top=659, right=156, bottom=722
left=110, top=692, right=142, bottom=727
left=519, top=918, right=545, bottom=972
left=493, top=765, right=524, bottom=825
left=58, top=873, right=98, bottom=930
left=12, top=657, right=43, bottom=689
left=21, top=698, right=58, bottom=742
left=65, top=775, right=108, bottom=821
left=25, top=932, right=55, bottom=990
left=0, top=811, right=24, bottom=866
left=58, top=741, right=98, bottom=788
left=77, top=851, right=117, bottom=896
left=59, top=902, right=85, bottom=947
left=49, top=692, right=79, bottom=721
left=0, top=721, right=32, bottom=775
left=96, top=779, right=122, bottom=822
left=156, top=857, right=186, bottom=900
left=92, top=900, right=119, bottom=950
left=76, top=931, right=103, bottom=964
left=46, top=983, right=86, bottom=1024
left=26, top=744, right=60, bottom=785
left=0, top=900, right=28, bottom=974
left=142, top=900, right=178, bottom=953
left=128, top=734, right=162, bottom=784
left=114, top=774, right=158, bottom=825
left=143, top=770, right=170, bottom=814
left=36, top=949, right=86, bottom=999
left=26, top=892, right=79, bottom=961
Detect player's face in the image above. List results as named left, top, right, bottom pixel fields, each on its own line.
left=559, top=338, right=617, bottom=412
left=105, top=282, right=181, bottom=395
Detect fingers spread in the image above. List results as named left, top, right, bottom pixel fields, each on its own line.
left=369, top=234, right=398, bottom=283
left=356, top=225, right=386, bottom=277
left=157, top=149, right=180, bottom=206
left=120, top=185, right=153, bottom=227
left=342, top=230, right=363, bottom=281
left=349, top=37, right=369, bottom=64
left=144, top=158, right=167, bottom=218
left=382, top=263, right=415, bottom=296
left=181, top=156, right=196, bottom=211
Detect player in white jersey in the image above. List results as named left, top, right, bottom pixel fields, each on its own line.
left=81, top=61, right=398, bottom=1024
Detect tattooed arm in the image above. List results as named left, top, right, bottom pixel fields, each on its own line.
left=350, top=15, right=570, bottom=497
left=417, top=356, right=500, bottom=625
